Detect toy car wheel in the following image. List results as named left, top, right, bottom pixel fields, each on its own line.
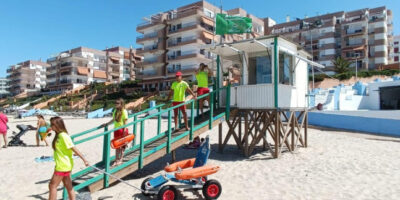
left=157, top=185, right=178, bottom=200
left=202, top=180, right=222, bottom=200
left=141, top=177, right=153, bottom=196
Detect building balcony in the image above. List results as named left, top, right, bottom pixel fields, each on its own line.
left=136, top=32, right=159, bottom=43
left=342, top=16, right=368, bottom=25
left=59, top=79, right=72, bottom=85
left=167, top=37, right=201, bottom=48
left=136, top=18, right=164, bottom=32
left=167, top=52, right=211, bottom=62
left=136, top=71, right=164, bottom=81
left=168, top=8, right=201, bottom=22
left=343, top=27, right=366, bottom=37
left=136, top=43, right=165, bottom=55
left=167, top=65, right=197, bottom=75
left=47, top=74, right=57, bottom=79
left=141, top=56, right=164, bottom=66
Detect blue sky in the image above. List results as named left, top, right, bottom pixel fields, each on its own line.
left=1, top=0, right=399, bottom=77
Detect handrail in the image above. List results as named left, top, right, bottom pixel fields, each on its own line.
left=71, top=103, right=165, bottom=140
left=63, top=86, right=229, bottom=199
left=72, top=88, right=223, bottom=144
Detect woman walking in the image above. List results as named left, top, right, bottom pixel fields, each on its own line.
left=0, top=109, right=8, bottom=149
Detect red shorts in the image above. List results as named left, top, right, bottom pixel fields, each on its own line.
left=172, top=102, right=186, bottom=116
left=197, top=87, right=210, bottom=95
left=54, top=171, right=71, bottom=177
left=114, top=128, right=128, bottom=140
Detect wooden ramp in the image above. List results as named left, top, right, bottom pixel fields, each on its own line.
left=72, top=110, right=225, bottom=193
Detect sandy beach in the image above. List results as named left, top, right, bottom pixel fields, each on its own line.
left=1, top=115, right=400, bottom=200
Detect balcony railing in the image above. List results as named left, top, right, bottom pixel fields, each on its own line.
left=168, top=22, right=197, bottom=33
left=60, top=80, right=72, bottom=84
left=168, top=36, right=197, bottom=47
left=136, top=32, right=158, bottom=41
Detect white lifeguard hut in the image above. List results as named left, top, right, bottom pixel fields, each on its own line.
left=208, top=35, right=325, bottom=157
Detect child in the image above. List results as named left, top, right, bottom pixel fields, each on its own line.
left=195, top=63, right=213, bottom=116
left=48, top=116, right=89, bottom=200
left=168, top=71, right=197, bottom=131
left=36, top=115, right=51, bottom=146
left=101, top=98, right=128, bottom=166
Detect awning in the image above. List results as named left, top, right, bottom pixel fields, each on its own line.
left=77, top=67, right=89, bottom=75
left=201, top=16, right=214, bottom=26
left=342, top=45, right=365, bottom=51
left=93, top=70, right=107, bottom=79
left=109, top=56, right=120, bottom=62
left=203, top=32, right=217, bottom=41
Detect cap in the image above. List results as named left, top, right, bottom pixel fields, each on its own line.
left=175, top=71, right=182, bottom=76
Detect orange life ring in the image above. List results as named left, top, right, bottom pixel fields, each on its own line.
left=164, top=158, right=196, bottom=172
left=111, top=134, right=135, bottom=149
left=174, top=165, right=220, bottom=180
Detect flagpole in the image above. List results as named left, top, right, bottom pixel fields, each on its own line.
left=216, top=0, right=223, bottom=107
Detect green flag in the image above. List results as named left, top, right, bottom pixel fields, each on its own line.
left=216, top=13, right=253, bottom=35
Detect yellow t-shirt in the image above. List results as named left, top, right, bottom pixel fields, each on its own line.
left=54, top=132, right=75, bottom=172
left=171, top=81, right=189, bottom=102
left=196, top=71, right=208, bottom=88
left=113, top=109, right=128, bottom=128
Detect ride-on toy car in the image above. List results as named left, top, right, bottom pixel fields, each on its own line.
left=141, top=135, right=222, bottom=200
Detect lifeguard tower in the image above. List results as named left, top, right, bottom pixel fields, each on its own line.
left=208, top=35, right=325, bottom=157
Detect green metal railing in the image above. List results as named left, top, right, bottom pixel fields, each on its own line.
left=62, top=85, right=231, bottom=199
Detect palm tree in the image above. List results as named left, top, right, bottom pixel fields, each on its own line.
left=332, top=57, right=353, bottom=74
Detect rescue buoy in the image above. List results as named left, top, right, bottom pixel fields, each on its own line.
left=164, top=158, right=196, bottom=172
left=111, top=134, right=135, bottom=149
left=174, top=165, right=220, bottom=180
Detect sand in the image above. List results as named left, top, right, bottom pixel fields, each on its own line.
left=1, top=115, right=400, bottom=200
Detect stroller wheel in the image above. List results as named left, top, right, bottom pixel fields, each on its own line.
left=157, top=185, right=178, bottom=200
left=141, top=177, right=153, bottom=196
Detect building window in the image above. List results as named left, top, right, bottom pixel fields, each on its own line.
left=249, top=53, right=272, bottom=84
left=395, top=48, right=399, bottom=53
left=279, top=52, right=294, bottom=85
left=394, top=41, right=399, bottom=45
left=395, top=56, right=399, bottom=62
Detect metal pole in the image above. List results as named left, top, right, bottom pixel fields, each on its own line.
left=355, top=56, right=358, bottom=81
left=310, top=29, right=315, bottom=90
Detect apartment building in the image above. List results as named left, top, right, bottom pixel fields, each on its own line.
left=391, top=35, right=400, bottom=62
left=0, top=78, right=10, bottom=98
left=267, top=7, right=394, bottom=74
left=136, top=0, right=265, bottom=91
left=46, top=46, right=141, bottom=91
left=6, top=60, right=48, bottom=95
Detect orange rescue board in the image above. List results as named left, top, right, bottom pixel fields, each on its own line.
left=175, top=165, right=220, bottom=180
left=111, top=134, right=135, bottom=149
left=164, top=158, right=196, bottom=172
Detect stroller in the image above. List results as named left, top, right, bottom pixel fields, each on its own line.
left=8, top=124, right=36, bottom=146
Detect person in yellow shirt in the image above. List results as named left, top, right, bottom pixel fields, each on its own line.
left=101, top=98, right=128, bottom=166
left=168, top=71, right=197, bottom=131
left=49, top=116, right=89, bottom=200
left=195, top=63, right=213, bottom=116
